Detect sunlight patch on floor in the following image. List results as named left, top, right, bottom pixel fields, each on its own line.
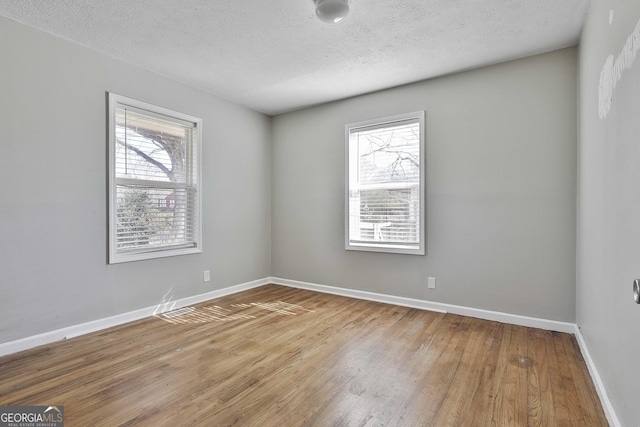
left=156, top=301, right=315, bottom=324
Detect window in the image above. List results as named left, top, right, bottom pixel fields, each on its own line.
left=345, top=111, right=425, bottom=255
left=108, top=93, right=202, bottom=263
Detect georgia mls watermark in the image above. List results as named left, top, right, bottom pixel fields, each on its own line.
left=0, top=406, right=64, bottom=427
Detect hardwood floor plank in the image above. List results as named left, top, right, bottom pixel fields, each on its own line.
left=527, top=328, right=555, bottom=426
left=0, top=284, right=608, bottom=426
left=433, top=317, right=492, bottom=426
left=563, top=334, right=609, bottom=426
left=461, top=320, right=504, bottom=427
left=398, top=315, right=470, bottom=425
left=492, top=323, right=529, bottom=425
left=544, top=331, right=575, bottom=426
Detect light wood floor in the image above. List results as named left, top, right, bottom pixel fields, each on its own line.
left=0, top=284, right=608, bottom=426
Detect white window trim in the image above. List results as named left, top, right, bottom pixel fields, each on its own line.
left=345, top=111, right=426, bottom=255
left=108, top=93, right=203, bottom=264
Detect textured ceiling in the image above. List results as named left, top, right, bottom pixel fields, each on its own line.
left=0, top=0, right=589, bottom=115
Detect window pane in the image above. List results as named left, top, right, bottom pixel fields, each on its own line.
left=115, top=185, right=197, bottom=254
left=114, top=107, right=194, bottom=183
left=349, top=187, right=420, bottom=244
left=355, top=122, right=420, bottom=185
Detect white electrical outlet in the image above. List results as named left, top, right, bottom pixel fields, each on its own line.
left=203, top=270, right=210, bottom=282
left=428, top=276, right=436, bottom=289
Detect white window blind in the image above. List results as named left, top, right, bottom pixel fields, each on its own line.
left=108, top=93, right=202, bottom=263
left=345, top=111, right=425, bottom=255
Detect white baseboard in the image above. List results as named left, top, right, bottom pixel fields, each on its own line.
left=0, top=278, right=269, bottom=357
left=573, top=326, right=621, bottom=427
left=0, top=275, right=619, bottom=426
left=270, top=277, right=620, bottom=424
left=269, top=277, right=576, bottom=333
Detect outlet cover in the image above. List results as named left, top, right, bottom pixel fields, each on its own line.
left=428, top=276, right=436, bottom=289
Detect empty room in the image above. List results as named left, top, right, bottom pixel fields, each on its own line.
left=0, top=0, right=638, bottom=425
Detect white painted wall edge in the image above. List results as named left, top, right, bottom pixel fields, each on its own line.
left=573, top=326, right=622, bottom=427
left=269, top=277, right=576, bottom=333
left=0, top=278, right=269, bottom=357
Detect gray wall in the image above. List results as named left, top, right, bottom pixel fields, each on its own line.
left=0, top=16, right=272, bottom=344
left=272, top=48, right=578, bottom=322
left=5, top=9, right=636, bottom=423
left=578, top=1, right=640, bottom=425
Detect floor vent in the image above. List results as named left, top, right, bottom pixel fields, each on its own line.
left=162, top=307, right=195, bottom=319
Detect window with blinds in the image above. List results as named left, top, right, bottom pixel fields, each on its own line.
left=345, top=111, right=426, bottom=255
left=108, top=93, right=202, bottom=263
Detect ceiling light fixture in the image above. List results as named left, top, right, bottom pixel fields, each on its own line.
left=314, top=0, right=350, bottom=24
